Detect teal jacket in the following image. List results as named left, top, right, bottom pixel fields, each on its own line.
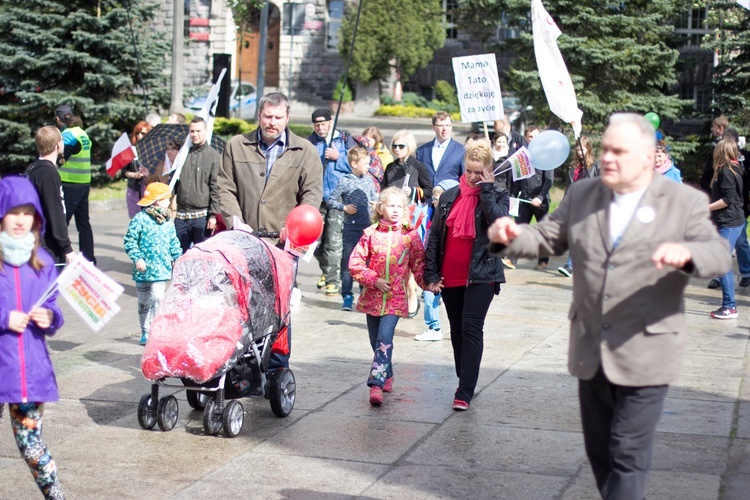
left=123, top=210, right=182, bottom=282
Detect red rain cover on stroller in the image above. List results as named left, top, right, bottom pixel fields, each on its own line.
left=141, top=231, right=295, bottom=383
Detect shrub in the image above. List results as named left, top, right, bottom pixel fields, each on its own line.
left=401, top=92, right=428, bottom=108
left=333, top=77, right=353, bottom=102
left=375, top=105, right=437, bottom=119
left=214, top=117, right=254, bottom=136
left=434, top=80, right=458, bottom=107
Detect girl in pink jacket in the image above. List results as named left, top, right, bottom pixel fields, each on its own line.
left=349, top=187, right=427, bottom=405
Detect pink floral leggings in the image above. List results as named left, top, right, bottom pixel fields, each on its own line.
left=0, top=403, right=63, bottom=499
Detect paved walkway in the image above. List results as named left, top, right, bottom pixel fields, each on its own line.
left=1, top=206, right=749, bottom=499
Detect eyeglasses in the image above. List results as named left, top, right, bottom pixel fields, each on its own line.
left=392, top=144, right=407, bottom=150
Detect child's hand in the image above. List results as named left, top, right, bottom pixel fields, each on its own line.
left=29, top=308, right=53, bottom=329
left=135, top=259, right=147, bottom=272
left=8, top=311, right=30, bottom=333
left=343, top=204, right=357, bottom=215
left=374, top=278, right=391, bottom=293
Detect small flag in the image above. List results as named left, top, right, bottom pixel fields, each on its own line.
left=106, top=133, right=136, bottom=177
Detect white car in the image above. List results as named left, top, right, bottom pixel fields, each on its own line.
left=185, top=80, right=257, bottom=120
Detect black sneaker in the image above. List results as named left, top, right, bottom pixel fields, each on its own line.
left=707, top=278, right=721, bottom=289
left=558, top=265, right=572, bottom=278
left=740, top=277, right=750, bottom=287
left=711, top=307, right=738, bottom=319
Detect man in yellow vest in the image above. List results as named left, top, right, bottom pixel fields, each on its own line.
left=55, top=105, right=96, bottom=265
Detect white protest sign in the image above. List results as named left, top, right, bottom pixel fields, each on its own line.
left=55, top=254, right=124, bottom=332
left=452, top=54, right=504, bottom=124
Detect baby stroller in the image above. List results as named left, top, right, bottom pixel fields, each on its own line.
left=136, top=230, right=296, bottom=438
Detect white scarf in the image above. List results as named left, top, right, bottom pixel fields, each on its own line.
left=0, top=231, right=36, bottom=267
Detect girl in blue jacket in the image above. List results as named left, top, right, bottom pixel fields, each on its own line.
left=0, top=176, right=65, bottom=499
left=123, top=182, right=182, bottom=345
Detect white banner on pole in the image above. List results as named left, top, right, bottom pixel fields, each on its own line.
left=168, top=68, right=227, bottom=190
left=452, top=54, right=504, bottom=124
left=532, top=0, right=583, bottom=138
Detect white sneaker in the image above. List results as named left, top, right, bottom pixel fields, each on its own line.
left=290, top=287, right=302, bottom=306
left=415, top=328, right=443, bottom=341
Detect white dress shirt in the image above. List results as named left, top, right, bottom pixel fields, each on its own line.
left=431, top=137, right=451, bottom=172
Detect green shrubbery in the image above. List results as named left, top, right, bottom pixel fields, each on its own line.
left=377, top=81, right=461, bottom=120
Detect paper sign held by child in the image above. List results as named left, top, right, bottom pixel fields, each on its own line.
left=34, top=254, right=124, bottom=332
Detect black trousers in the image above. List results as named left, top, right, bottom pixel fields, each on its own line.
left=578, top=366, right=668, bottom=500
left=515, top=202, right=549, bottom=264
left=441, top=284, right=495, bottom=403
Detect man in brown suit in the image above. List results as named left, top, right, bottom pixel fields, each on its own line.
left=218, top=92, right=322, bottom=237
left=488, top=113, right=730, bottom=498
left=218, top=92, right=322, bottom=371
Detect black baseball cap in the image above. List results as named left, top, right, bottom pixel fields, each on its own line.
left=311, top=108, right=332, bottom=123
left=55, top=105, right=72, bottom=121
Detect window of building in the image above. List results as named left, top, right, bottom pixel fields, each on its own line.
left=283, top=3, right=305, bottom=35
left=675, top=7, right=710, bottom=48
left=444, top=0, right=458, bottom=40
left=327, top=1, right=344, bottom=50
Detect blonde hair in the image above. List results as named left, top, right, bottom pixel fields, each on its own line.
left=576, top=135, right=595, bottom=169
left=35, top=126, right=63, bottom=156
left=390, top=130, right=417, bottom=158
left=347, top=146, right=369, bottom=166
left=464, top=140, right=493, bottom=167
left=373, top=187, right=408, bottom=223
left=362, top=126, right=385, bottom=147
left=711, top=139, right=741, bottom=188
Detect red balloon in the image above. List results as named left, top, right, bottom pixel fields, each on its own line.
left=285, top=205, right=323, bottom=246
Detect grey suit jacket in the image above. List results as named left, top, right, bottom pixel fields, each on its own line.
left=490, top=175, right=730, bottom=386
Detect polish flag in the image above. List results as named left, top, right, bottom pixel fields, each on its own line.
left=106, top=133, right=135, bottom=177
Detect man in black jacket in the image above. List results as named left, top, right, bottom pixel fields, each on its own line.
left=173, top=117, right=221, bottom=253
left=25, top=126, right=75, bottom=265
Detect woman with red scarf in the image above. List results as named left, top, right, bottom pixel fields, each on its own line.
left=425, top=141, right=509, bottom=410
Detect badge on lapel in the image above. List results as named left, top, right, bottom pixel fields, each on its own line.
left=636, top=206, right=656, bottom=224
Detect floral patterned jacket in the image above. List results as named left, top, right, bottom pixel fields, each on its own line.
left=349, top=222, right=426, bottom=317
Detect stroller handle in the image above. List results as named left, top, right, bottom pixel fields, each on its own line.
left=255, top=231, right=280, bottom=239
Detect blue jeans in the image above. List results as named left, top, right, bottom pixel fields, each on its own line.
left=423, top=290, right=441, bottom=330
left=718, top=224, right=743, bottom=309
left=175, top=216, right=210, bottom=254
left=366, top=314, right=399, bottom=388
left=341, top=232, right=362, bottom=297
left=735, top=219, right=750, bottom=278
left=63, top=183, right=96, bottom=265
left=136, top=281, right=166, bottom=336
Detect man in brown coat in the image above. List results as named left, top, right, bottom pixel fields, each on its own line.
left=218, top=92, right=322, bottom=237
left=218, top=92, right=322, bottom=371
left=487, top=113, right=730, bottom=498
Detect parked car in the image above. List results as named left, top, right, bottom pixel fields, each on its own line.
left=471, top=94, right=530, bottom=134
left=185, top=80, right=257, bottom=120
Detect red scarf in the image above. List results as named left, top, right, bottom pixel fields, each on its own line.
left=445, top=175, right=480, bottom=239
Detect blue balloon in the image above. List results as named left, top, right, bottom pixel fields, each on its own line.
left=527, top=130, right=571, bottom=171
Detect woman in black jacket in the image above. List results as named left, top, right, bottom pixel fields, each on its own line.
left=425, top=141, right=509, bottom=410
left=382, top=129, right=433, bottom=200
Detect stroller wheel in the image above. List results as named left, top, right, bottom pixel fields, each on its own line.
left=137, top=394, right=157, bottom=430
left=222, top=400, right=244, bottom=438
left=202, top=398, right=223, bottom=436
left=186, top=390, right=209, bottom=410
left=269, top=368, right=296, bottom=418
left=157, top=395, right=179, bottom=431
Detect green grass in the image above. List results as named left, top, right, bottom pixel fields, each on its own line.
left=90, top=179, right=127, bottom=201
